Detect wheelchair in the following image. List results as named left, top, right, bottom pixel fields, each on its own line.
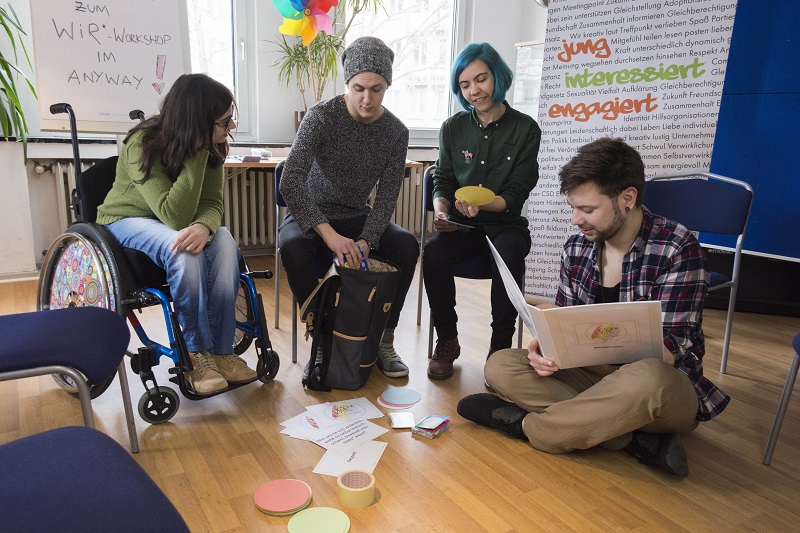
left=37, top=103, right=280, bottom=424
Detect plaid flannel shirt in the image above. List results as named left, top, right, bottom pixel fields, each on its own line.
left=556, top=207, right=730, bottom=421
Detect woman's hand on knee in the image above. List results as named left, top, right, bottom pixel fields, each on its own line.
left=527, top=339, right=558, bottom=377
left=171, top=223, right=210, bottom=254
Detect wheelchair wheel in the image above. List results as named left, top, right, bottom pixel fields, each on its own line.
left=38, top=224, right=124, bottom=399
left=137, top=386, right=180, bottom=424
left=254, top=290, right=279, bottom=382
left=257, top=348, right=280, bottom=383
left=233, top=278, right=255, bottom=355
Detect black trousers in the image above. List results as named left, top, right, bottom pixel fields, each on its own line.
left=422, top=225, right=531, bottom=349
left=278, top=213, right=419, bottom=330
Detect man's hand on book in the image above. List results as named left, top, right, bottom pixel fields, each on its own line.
left=527, top=339, right=559, bottom=377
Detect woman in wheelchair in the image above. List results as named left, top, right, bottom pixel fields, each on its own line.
left=95, top=73, right=255, bottom=394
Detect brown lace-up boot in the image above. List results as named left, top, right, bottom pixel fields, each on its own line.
left=427, top=337, right=461, bottom=380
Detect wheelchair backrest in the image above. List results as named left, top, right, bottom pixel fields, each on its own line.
left=75, top=156, right=119, bottom=223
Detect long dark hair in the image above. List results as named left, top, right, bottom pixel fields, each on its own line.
left=125, top=73, right=234, bottom=182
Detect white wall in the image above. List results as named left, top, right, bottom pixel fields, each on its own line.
left=1, top=0, right=38, bottom=280
left=0, top=143, right=37, bottom=279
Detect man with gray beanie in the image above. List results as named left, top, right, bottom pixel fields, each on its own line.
left=279, top=36, right=418, bottom=379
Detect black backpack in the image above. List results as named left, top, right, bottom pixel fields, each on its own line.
left=301, top=257, right=401, bottom=391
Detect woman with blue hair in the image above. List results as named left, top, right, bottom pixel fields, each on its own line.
left=423, top=42, right=541, bottom=381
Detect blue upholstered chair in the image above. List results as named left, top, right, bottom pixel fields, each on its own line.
left=0, top=306, right=138, bottom=452
left=763, top=332, right=800, bottom=465
left=642, top=172, right=754, bottom=374
left=417, top=165, right=523, bottom=357
left=0, top=426, right=189, bottom=532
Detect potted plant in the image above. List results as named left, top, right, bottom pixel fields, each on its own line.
left=271, top=0, right=386, bottom=113
left=0, top=1, right=37, bottom=157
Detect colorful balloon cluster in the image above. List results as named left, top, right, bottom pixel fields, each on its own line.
left=273, top=0, right=339, bottom=46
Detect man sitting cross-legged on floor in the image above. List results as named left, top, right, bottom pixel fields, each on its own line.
left=458, top=137, right=730, bottom=477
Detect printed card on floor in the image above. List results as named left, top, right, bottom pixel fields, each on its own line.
left=312, top=441, right=388, bottom=477
left=310, top=419, right=388, bottom=454
left=306, top=397, right=384, bottom=428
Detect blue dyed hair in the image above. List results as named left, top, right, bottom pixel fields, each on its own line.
left=450, top=42, right=513, bottom=110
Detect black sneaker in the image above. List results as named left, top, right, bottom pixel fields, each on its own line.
left=625, top=431, right=689, bottom=477
left=457, top=393, right=527, bottom=440
left=303, top=344, right=324, bottom=378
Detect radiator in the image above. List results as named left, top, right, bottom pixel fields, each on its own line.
left=223, top=168, right=276, bottom=250
left=51, top=161, right=432, bottom=253
left=222, top=162, right=432, bottom=251
left=394, top=161, right=434, bottom=237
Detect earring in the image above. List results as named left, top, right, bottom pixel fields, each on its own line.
left=625, top=206, right=630, bottom=212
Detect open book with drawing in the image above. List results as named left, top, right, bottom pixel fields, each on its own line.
left=487, top=237, right=664, bottom=369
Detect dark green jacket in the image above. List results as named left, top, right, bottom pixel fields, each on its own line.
left=433, top=102, right=541, bottom=236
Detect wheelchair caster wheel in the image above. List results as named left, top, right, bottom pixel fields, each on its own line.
left=138, top=387, right=180, bottom=424
left=257, top=348, right=280, bottom=383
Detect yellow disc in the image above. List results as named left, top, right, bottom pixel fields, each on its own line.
left=454, top=186, right=495, bottom=206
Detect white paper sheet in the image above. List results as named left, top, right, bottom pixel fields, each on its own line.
left=312, top=441, right=388, bottom=477
left=310, top=419, right=388, bottom=454
left=305, top=397, right=384, bottom=429
left=280, top=411, right=325, bottom=435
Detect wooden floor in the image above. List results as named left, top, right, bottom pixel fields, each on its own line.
left=1, top=256, right=799, bottom=532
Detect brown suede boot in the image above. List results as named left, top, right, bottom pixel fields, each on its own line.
left=427, top=337, right=461, bottom=380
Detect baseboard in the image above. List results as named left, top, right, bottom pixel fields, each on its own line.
left=703, top=247, right=800, bottom=317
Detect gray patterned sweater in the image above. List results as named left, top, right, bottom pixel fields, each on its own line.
left=279, top=95, right=409, bottom=250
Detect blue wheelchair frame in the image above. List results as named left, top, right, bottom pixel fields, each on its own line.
left=38, top=103, right=279, bottom=424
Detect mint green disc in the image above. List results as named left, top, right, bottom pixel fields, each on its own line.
left=287, top=507, right=350, bottom=533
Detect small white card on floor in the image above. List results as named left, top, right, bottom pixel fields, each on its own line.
left=389, top=411, right=415, bottom=429
left=312, top=441, right=388, bottom=477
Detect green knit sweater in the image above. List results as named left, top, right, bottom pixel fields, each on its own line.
left=96, top=131, right=224, bottom=234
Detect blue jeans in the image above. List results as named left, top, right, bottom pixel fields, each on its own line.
left=106, top=218, right=240, bottom=354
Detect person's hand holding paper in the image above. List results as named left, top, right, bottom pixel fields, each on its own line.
left=526, top=338, right=559, bottom=376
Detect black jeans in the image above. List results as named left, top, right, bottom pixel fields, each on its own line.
left=422, top=225, right=531, bottom=349
left=278, top=213, right=419, bottom=330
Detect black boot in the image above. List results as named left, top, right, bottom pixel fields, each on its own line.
left=457, top=393, right=527, bottom=440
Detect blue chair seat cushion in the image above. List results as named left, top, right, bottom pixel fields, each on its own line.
left=709, top=270, right=730, bottom=288
left=0, top=307, right=129, bottom=384
left=0, top=426, right=188, bottom=533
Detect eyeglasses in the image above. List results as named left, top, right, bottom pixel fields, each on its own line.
left=215, top=114, right=236, bottom=130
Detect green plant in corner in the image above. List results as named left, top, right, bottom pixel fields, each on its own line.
left=271, top=0, right=385, bottom=112
left=0, top=2, right=37, bottom=156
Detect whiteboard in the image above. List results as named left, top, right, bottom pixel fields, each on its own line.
left=29, top=0, right=190, bottom=134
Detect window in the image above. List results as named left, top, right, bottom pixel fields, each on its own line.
left=186, top=0, right=234, bottom=89
left=345, top=0, right=456, bottom=132
left=185, top=0, right=253, bottom=139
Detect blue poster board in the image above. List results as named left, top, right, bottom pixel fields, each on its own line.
left=709, top=0, right=800, bottom=260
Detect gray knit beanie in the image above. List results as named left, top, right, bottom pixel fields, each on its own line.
left=342, top=36, right=394, bottom=86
